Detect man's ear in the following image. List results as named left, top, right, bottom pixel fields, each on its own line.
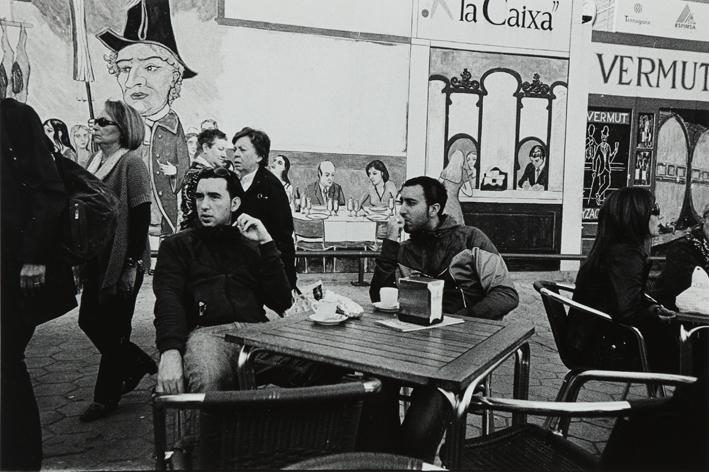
left=429, top=203, right=440, bottom=218
left=202, top=143, right=210, bottom=154
left=231, top=196, right=241, bottom=213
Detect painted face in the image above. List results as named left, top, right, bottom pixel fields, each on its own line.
left=202, top=138, right=229, bottom=168
left=368, top=167, right=383, bottom=185
left=115, top=43, right=176, bottom=117
left=269, top=155, right=286, bottom=178
left=73, top=128, right=90, bottom=149
left=43, top=123, right=54, bottom=141
left=465, top=151, right=477, bottom=171
left=319, top=162, right=335, bottom=188
left=702, top=208, right=709, bottom=241
left=232, top=136, right=262, bottom=174
left=186, top=136, right=198, bottom=158
left=195, top=177, right=239, bottom=227
left=91, top=109, right=122, bottom=147
left=399, top=184, right=435, bottom=234
left=530, top=148, right=544, bottom=169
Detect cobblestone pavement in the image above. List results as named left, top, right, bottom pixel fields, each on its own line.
left=27, top=270, right=649, bottom=470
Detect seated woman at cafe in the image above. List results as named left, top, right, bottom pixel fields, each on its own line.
left=359, top=160, right=397, bottom=209
left=566, top=187, right=679, bottom=373
left=653, top=202, right=709, bottom=310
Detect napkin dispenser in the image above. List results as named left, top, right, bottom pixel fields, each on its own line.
left=397, top=276, right=444, bottom=326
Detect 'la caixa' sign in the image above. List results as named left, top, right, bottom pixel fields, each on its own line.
left=416, top=0, right=573, bottom=54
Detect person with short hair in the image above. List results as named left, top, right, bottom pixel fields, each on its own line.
left=79, top=100, right=156, bottom=422
left=366, top=176, right=518, bottom=461
left=233, top=127, right=297, bottom=289
left=518, top=144, right=548, bottom=190
left=179, top=128, right=229, bottom=230
left=304, top=160, right=346, bottom=206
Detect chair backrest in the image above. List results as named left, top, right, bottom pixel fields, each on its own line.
left=293, top=218, right=325, bottom=241
left=284, top=452, right=426, bottom=470
left=153, top=378, right=381, bottom=471
left=533, top=280, right=578, bottom=369
left=680, top=325, right=709, bottom=375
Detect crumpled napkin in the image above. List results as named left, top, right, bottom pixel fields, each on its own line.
left=321, top=290, right=364, bottom=319
left=676, top=266, right=709, bottom=315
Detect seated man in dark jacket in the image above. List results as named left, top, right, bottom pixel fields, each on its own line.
left=154, top=167, right=334, bottom=395
left=366, top=176, right=519, bottom=462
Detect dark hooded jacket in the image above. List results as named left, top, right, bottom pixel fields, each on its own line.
left=370, top=215, right=518, bottom=319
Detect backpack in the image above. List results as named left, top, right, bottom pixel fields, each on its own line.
left=54, top=154, right=119, bottom=265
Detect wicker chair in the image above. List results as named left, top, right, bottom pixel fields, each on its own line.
left=453, top=370, right=697, bottom=471
left=153, top=378, right=381, bottom=470
left=284, top=452, right=429, bottom=470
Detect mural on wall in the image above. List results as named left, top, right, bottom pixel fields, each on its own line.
left=427, top=49, right=568, bottom=224
left=582, top=108, right=630, bottom=221
left=7, top=0, right=410, bottom=267
left=637, top=112, right=654, bottom=149
left=634, top=150, right=651, bottom=186
left=0, top=19, right=31, bottom=102
left=656, top=108, right=709, bottom=232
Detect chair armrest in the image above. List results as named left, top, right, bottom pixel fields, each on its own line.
left=559, top=370, right=696, bottom=403
left=539, top=288, right=613, bottom=321
left=469, top=395, right=669, bottom=417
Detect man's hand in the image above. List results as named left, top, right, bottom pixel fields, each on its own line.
left=235, top=214, right=273, bottom=244
left=386, top=215, right=404, bottom=241
left=159, top=162, right=177, bottom=176
left=156, top=349, right=184, bottom=394
left=20, top=264, right=46, bottom=294
left=118, top=266, right=137, bottom=297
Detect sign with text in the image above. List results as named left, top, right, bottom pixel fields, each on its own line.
left=613, top=0, right=709, bottom=43
left=590, top=41, right=709, bottom=102
left=223, top=0, right=413, bottom=38
left=416, top=0, right=574, bottom=54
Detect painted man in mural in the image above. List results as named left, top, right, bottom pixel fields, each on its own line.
left=97, top=0, right=194, bottom=237
left=518, top=144, right=548, bottom=191
left=590, top=125, right=619, bottom=206
left=304, top=160, right=346, bottom=206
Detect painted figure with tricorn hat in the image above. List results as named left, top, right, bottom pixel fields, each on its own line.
left=97, top=0, right=195, bottom=237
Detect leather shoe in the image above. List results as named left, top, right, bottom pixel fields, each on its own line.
left=79, top=402, right=117, bottom=422
left=122, top=358, right=158, bottom=395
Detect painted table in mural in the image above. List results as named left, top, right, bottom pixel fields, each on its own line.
left=293, top=207, right=392, bottom=243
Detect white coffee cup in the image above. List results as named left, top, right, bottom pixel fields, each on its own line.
left=380, top=287, right=399, bottom=307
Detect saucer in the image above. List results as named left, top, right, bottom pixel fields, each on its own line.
left=309, top=313, right=348, bottom=325
left=373, top=301, right=399, bottom=313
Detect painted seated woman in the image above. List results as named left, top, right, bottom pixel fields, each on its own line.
left=439, top=148, right=478, bottom=225
left=653, top=203, right=709, bottom=310
left=566, top=187, right=679, bottom=373
left=359, top=159, right=397, bottom=209
left=269, top=153, right=294, bottom=204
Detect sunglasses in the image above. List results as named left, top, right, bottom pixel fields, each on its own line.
left=94, top=117, right=118, bottom=127
left=650, top=202, right=661, bottom=216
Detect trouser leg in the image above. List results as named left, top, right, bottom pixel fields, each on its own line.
left=1, top=299, right=42, bottom=470
left=400, top=386, right=450, bottom=462
left=355, top=379, right=401, bottom=453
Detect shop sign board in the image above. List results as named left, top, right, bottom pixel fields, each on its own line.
left=416, top=0, right=574, bottom=54
left=613, top=0, right=709, bottom=43
left=590, top=42, right=709, bottom=102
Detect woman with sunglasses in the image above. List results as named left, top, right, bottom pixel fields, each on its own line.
left=80, top=100, right=157, bottom=421
left=565, top=187, right=679, bottom=373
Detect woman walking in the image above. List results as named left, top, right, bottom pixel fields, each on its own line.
left=79, top=100, right=156, bottom=421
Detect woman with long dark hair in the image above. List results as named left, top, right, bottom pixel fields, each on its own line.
left=43, top=118, right=77, bottom=163
left=566, top=187, right=678, bottom=373
left=79, top=100, right=156, bottom=421
left=268, top=154, right=294, bottom=204
left=360, top=159, right=397, bottom=208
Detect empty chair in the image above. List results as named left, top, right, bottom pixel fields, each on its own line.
left=153, top=378, right=381, bottom=470
left=293, top=218, right=334, bottom=273
left=454, top=370, right=697, bottom=471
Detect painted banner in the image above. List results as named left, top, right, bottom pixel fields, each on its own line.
left=583, top=108, right=631, bottom=221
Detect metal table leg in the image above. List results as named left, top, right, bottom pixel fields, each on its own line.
left=512, top=342, right=531, bottom=425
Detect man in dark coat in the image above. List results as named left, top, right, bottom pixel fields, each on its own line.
left=1, top=98, right=77, bottom=470
left=517, top=144, right=548, bottom=190
left=233, top=127, right=297, bottom=289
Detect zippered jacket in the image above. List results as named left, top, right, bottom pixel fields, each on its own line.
left=369, top=215, right=518, bottom=319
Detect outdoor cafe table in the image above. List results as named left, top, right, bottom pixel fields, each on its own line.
left=226, top=309, right=534, bottom=469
